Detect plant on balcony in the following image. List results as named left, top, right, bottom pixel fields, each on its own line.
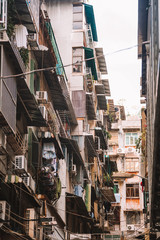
left=103, top=173, right=113, bottom=187
left=19, top=47, right=29, bottom=67
left=136, top=128, right=146, bottom=156
left=7, top=0, right=17, bottom=38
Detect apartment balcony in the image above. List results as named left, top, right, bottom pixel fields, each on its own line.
left=95, top=127, right=107, bottom=150
left=84, top=47, right=98, bottom=80
left=85, top=67, right=93, bottom=93
left=86, top=92, right=96, bottom=120
left=13, top=0, right=38, bottom=33
left=33, top=13, right=77, bottom=126
left=100, top=187, right=116, bottom=202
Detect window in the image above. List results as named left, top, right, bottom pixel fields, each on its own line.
left=125, top=133, right=138, bottom=146
left=72, top=48, right=83, bottom=73
left=126, top=184, right=139, bottom=198
left=126, top=211, right=140, bottom=224
left=73, top=4, right=83, bottom=30
left=125, top=159, right=139, bottom=172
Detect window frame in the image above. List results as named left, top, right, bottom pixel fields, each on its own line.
left=126, top=183, right=139, bottom=198
left=72, top=47, right=83, bottom=73
left=125, top=158, right=139, bottom=172
left=73, top=4, right=83, bottom=30
left=125, top=132, right=138, bottom=146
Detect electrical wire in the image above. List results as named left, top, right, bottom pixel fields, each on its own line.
left=0, top=43, right=147, bottom=80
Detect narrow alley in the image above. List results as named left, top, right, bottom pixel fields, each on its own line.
left=0, top=0, right=157, bottom=240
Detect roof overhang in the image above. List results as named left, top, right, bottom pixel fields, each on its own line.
left=112, top=172, right=134, bottom=179
left=84, top=4, right=98, bottom=42
left=84, top=47, right=98, bottom=80
left=95, top=48, right=107, bottom=74
left=86, top=92, right=96, bottom=120
left=95, top=84, right=105, bottom=94
left=100, top=187, right=116, bottom=202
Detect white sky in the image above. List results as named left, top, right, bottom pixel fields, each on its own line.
left=91, top=0, right=141, bottom=115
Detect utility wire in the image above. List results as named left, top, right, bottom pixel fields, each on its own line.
left=0, top=43, right=143, bottom=80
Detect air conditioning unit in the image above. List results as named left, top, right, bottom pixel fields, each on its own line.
left=127, top=224, right=135, bottom=231
left=0, top=129, right=7, bottom=150
left=36, top=91, right=48, bottom=103
left=22, top=174, right=36, bottom=193
left=72, top=164, right=77, bottom=174
left=0, top=201, right=10, bottom=224
left=117, top=148, right=125, bottom=155
left=127, top=147, right=135, bottom=153
left=25, top=208, right=36, bottom=239
left=95, top=136, right=100, bottom=150
left=15, top=155, right=27, bottom=172
left=39, top=105, right=48, bottom=121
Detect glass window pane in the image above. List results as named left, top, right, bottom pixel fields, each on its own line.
left=126, top=136, right=129, bottom=145
left=131, top=188, right=134, bottom=197
left=126, top=187, right=130, bottom=197
left=73, top=13, right=83, bottom=21
left=126, top=162, right=130, bottom=171
left=130, top=136, right=134, bottom=145
left=73, top=22, right=83, bottom=29
left=135, top=187, right=139, bottom=197
left=130, top=162, right=134, bottom=170
left=73, top=5, right=82, bottom=13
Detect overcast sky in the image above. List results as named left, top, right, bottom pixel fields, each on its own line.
left=91, top=0, right=141, bottom=115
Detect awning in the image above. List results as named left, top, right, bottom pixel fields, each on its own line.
left=95, top=48, right=107, bottom=74
left=60, top=137, right=84, bottom=165
left=85, top=134, right=97, bottom=158
left=95, top=127, right=107, bottom=150
left=95, top=84, right=105, bottom=95
left=14, top=0, right=36, bottom=33
left=84, top=4, right=98, bottom=42
left=97, top=95, right=107, bottom=110
left=86, top=92, right=96, bottom=120
left=108, top=99, right=115, bottom=113
left=66, top=192, right=92, bottom=222
left=84, top=47, right=98, bottom=81
left=102, top=79, right=111, bottom=96
left=100, top=187, right=116, bottom=202
left=17, top=78, right=47, bottom=127
left=5, top=175, right=41, bottom=207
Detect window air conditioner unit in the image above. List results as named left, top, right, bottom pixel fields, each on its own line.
left=117, top=148, right=125, bottom=155
left=22, top=174, right=36, bottom=193
left=72, top=164, right=77, bottom=174
left=25, top=208, right=36, bottom=239
left=36, top=91, right=48, bottom=103
left=15, top=155, right=27, bottom=172
left=0, top=129, right=7, bottom=150
left=39, top=105, right=48, bottom=121
left=0, top=201, right=10, bottom=224
left=127, top=147, right=135, bottom=153
left=127, top=224, right=135, bottom=231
